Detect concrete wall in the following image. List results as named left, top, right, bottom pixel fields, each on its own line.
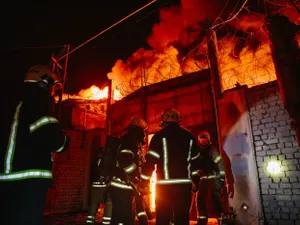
left=219, top=87, right=262, bottom=225
left=247, top=81, right=300, bottom=225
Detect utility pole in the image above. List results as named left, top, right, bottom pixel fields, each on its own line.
left=62, top=44, right=70, bottom=98
left=105, top=79, right=113, bottom=137
left=48, top=44, right=69, bottom=214
left=206, top=28, right=223, bottom=100
left=206, top=28, right=223, bottom=155
left=57, top=44, right=70, bottom=120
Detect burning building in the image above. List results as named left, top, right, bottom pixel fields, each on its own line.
left=48, top=67, right=299, bottom=225
left=44, top=1, right=300, bottom=224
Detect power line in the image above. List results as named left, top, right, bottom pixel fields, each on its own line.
left=289, top=0, right=300, bottom=14
left=135, top=0, right=176, bottom=23
left=56, top=0, right=157, bottom=62
left=211, top=0, right=249, bottom=30
left=22, top=44, right=67, bottom=49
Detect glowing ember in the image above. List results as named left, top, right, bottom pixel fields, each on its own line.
left=150, top=164, right=157, bottom=212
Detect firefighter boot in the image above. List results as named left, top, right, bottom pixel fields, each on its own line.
left=137, top=212, right=148, bottom=225
left=102, top=195, right=113, bottom=225
left=217, top=214, right=223, bottom=225
left=218, top=212, right=237, bottom=225
left=196, top=218, right=208, bottom=225
left=85, top=215, right=95, bottom=224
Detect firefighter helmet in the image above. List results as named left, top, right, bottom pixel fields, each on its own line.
left=161, top=108, right=181, bottom=123
left=198, top=131, right=211, bottom=143
left=129, top=117, right=148, bottom=131
left=24, top=65, right=62, bottom=92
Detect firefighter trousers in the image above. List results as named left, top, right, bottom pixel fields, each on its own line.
left=155, top=183, right=191, bottom=225
left=133, top=196, right=149, bottom=225
left=110, top=186, right=135, bottom=225
left=86, top=183, right=112, bottom=224
left=0, top=179, right=50, bottom=225
left=196, top=178, right=224, bottom=223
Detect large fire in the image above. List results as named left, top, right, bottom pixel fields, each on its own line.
left=58, top=1, right=299, bottom=102
left=105, top=1, right=299, bottom=212
left=58, top=85, right=121, bottom=102
left=150, top=164, right=157, bottom=212
left=106, top=0, right=300, bottom=100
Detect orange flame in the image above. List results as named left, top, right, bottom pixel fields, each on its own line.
left=57, top=85, right=122, bottom=102
left=106, top=0, right=300, bottom=100
left=150, top=164, right=157, bottom=212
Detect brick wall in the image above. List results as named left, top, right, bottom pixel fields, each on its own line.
left=247, top=81, right=300, bottom=225
left=45, top=130, right=88, bottom=214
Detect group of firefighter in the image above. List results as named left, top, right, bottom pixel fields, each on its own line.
left=86, top=111, right=235, bottom=225
left=0, top=65, right=234, bottom=225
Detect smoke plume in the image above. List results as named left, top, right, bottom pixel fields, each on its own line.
left=107, top=0, right=299, bottom=97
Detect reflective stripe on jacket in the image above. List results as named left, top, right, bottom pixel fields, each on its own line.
left=191, top=145, right=225, bottom=181
left=141, top=124, right=199, bottom=185
left=109, top=130, right=141, bottom=190
left=1, top=92, right=69, bottom=182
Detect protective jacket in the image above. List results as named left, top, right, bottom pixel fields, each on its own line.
left=0, top=85, right=69, bottom=182
left=109, top=128, right=142, bottom=190
left=191, top=144, right=225, bottom=182
left=141, top=123, right=199, bottom=185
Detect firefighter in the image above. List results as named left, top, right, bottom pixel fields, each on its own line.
left=85, top=135, right=121, bottom=225
left=109, top=117, right=149, bottom=225
left=85, top=146, right=113, bottom=225
left=141, top=108, right=199, bottom=225
left=132, top=144, right=152, bottom=225
left=192, top=131, right=226, bottom=225
left=0, top=65, right=70, bottom=225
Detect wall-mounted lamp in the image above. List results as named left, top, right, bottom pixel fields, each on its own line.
left=241, top=203, right=249, bottom=212
left=266, top=161, right=281, bottom=174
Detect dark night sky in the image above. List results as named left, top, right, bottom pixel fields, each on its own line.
left=0, top=0, right=284, bottom=96
left=1, top=1, right=170, bottom=94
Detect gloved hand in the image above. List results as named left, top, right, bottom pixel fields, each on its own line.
left=227, top=183, right=234, bottom=199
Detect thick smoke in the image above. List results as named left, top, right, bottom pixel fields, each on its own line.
left=107, top=0, right=300, bottom=97
left=147, top=0, right=229, bottom=50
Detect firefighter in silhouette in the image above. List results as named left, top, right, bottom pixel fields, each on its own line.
left=109, top=117, right=149, bottom=225
left=191, top=131, right=226, bottom=225
left=85, top=135, right=120, bottom=224
left=132, top=143, right=153, bottom=225
left=0, top=65, right=70, bottom=225
left=141, top=108, right=199, bottom=225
